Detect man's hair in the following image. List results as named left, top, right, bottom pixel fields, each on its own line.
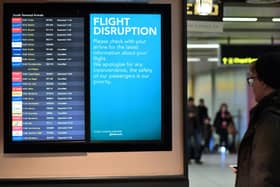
left=188, top=97, right=194, bottom=102
left=253, top=52, right=280, bottom=89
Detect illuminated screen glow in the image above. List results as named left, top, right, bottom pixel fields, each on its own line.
left=90, top=14, right=162, bottom=141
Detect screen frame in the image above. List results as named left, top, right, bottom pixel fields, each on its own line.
left=3, top=3, right=172, bottom=153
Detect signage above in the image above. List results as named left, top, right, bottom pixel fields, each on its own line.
left=219, top=44, right=280, bottom=65
left=222, top=57, right=258, bottom=65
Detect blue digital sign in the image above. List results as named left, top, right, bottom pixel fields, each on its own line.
left=90, top=14, right=162, bottom=141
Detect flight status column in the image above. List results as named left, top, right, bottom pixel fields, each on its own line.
left=11, top=14, right=85, bottom=141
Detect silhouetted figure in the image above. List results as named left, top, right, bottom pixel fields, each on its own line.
left=197, top=98, right=209, bottom=138
left=203, top=117, right=213, bottom=153
left=187, top=97, right=203, bottom=164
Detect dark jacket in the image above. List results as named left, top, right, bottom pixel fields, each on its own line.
left=235, top=90, right=280, bottom=187
left=198, top=105, right=208, bottom=134
left=186, top=105, right=200, bottom=136
left=213, top=110, right=233, bottom=135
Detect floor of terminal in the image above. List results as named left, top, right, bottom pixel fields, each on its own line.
left=188, top=153, right=237, bottom=187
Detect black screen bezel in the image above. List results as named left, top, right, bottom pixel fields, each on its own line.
left=3, top=3, right=172, bottom=153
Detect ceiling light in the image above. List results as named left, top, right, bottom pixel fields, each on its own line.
left=187, top=44, right=219, bottom=49
left=208, top=58, right=218, bottom=62
left=223, top=17, right=258, bottom=22
left=272, top=18, right=280, bottom=22
left=195, top=0, right=213, bottom=16
left=187, top=58, right=201, bottom=62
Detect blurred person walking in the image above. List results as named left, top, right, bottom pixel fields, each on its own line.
left=197, top=98, right=209, bottom=141
left=213, top=103, right=234, bottom=151
left=203, top=117, right=213, bottom=153
left=187, top=97, right=203, bottom=164
left=235, top=53, right=280, bottom=187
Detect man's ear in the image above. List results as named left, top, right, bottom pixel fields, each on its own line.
left=260, top=80, right=266, bottom=87
left=261, top=81, right=274, bottom=92
left=259, top=79, right=267, bottom=88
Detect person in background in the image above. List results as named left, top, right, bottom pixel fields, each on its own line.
left=213, top=103, right=234, bottom=151
left=235, top=53, right=280, bottom=187
left=203, top=116, right=213, bottom=153
left=227, top=118, right=237, bottom=154
left=187, top=97, right=203, bottom=164
left=198, top=98, right=209, bottom=137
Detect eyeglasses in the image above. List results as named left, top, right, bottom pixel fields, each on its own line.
left=247, top=76, right=257, bottom=86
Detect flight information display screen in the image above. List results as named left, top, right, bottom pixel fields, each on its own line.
left=11, top=15, right=85, bottom=141
left=3, top=3, right=171, bottom=153
left=90, top=14, right=161, bottom=141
